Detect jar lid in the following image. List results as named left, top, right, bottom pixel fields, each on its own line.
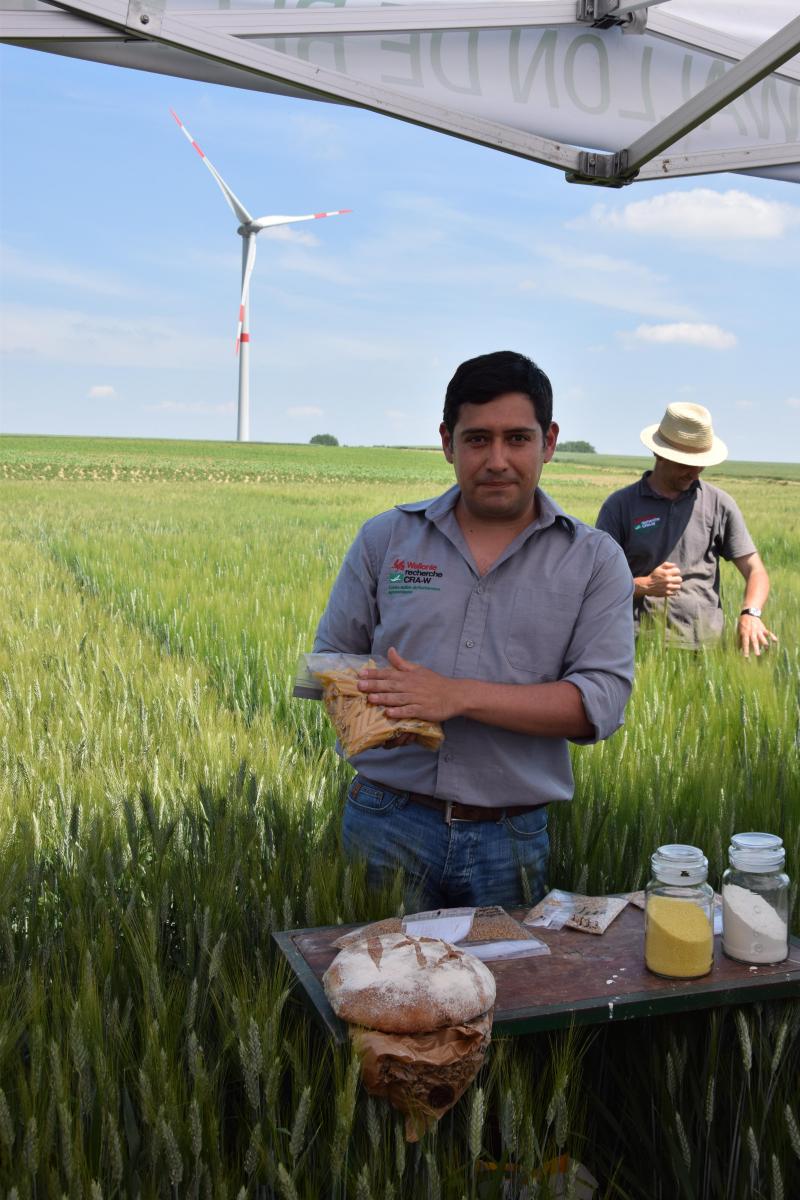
left=729, top=831, right=785, bottom=872
left=651, top=844, right=708, bottom=885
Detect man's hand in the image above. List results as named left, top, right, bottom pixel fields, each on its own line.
left=637, top=561, right=683, bottom=598
left=738, top=614, right=778, bottom=659
left=358, top=647, right=463, bottom=723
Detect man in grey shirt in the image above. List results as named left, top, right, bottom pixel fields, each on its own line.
left=596, top=402, right=777, bottom=655
left=313, top=350, right=634, bottom=909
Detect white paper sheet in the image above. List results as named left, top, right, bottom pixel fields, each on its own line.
left=467, top=939, right=550, bottom=962
left=403, top=911, right=475, bottom=943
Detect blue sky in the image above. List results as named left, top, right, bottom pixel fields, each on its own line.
left=1, top=41, right=799, bottom=460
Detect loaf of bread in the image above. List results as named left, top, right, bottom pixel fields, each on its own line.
left=323, top=932, right=496, bottom=1033
left=333, top=917, right=404, bottom=950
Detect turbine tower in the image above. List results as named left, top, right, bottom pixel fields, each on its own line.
left=171, top=110, right=350, bottom=442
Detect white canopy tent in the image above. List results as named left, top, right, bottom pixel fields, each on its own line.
left=2, top=1, right=799, bottom=189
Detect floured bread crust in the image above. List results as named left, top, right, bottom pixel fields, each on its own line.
left=323, top=932, right=496, bottom=1033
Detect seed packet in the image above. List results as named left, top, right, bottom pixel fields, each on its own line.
left=295, top=652, right=445, bottom=756
left=466, top=905, right=540, bottom=944
left=523, top=890, right=629, bottom=935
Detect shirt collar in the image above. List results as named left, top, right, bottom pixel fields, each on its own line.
left=639, top=470, right=702, bottom=502
left=397, top=484, right=576, bottom=537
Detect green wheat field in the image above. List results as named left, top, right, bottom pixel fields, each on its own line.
left=1, top=434, right=798, bottom=1199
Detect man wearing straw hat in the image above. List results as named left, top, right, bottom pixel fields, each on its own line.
left=597, top=403, right=776, bottom=656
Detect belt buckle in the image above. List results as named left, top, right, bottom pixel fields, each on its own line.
left=444, top=800, right=453, bottom=826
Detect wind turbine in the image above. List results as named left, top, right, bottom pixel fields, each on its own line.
left=170, top=110, right=350, bottom=442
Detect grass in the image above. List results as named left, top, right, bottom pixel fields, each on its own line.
left=1, top=435, right=799, bottom=1198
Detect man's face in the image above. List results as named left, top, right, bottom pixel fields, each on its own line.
left=440, top=392, right=558, bottom=523
left=655, top=455, right=705, bottom=494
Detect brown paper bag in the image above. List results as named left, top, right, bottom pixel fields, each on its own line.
left=351, top=1010, right=493, bottom=1141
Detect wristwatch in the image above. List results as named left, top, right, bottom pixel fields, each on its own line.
left=740, top=607, right=762, bottom=618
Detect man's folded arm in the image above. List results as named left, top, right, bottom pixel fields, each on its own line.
left=359, top=539, right=635, bottom=743
left=454, top=678, right=593, bottom=739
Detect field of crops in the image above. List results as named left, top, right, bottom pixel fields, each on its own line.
left=1, top=434, right=799, bottom=1200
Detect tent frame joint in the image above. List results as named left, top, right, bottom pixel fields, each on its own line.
left=576, top=1, right=657, bottom=33
left=565, top=149, right=637, bottom=186
left=125, top=0, right=163, bottom=36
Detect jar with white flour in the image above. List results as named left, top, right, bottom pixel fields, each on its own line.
left=722, top=832, right=789, bottom=965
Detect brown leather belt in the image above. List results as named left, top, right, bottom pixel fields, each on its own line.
left=408, top=792, right=542, bottom=824
left=355, top=779, right=543, bottom=825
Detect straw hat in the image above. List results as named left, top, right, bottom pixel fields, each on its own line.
left=640, top=403, right=728, bottom=467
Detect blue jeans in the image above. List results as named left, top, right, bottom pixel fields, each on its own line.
left=342, top=776, right=549, bottom=911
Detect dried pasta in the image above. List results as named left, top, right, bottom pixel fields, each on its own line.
left=313, top=661, right=444, bottom=756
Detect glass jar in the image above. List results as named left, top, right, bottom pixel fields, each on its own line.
left=645, top=844, right=714, bottom=978
left=722, top=832, right=789, bottom=965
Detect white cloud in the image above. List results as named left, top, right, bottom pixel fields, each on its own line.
left=145, top=400, right=234, bottom=414
left=630, top=323, right=737, bottom=350
left=321, top=334, right=408, bottom=362
left=0, top=244, right=134, bottom=297
left=286, top=405, right=324, bottom=419
left=527, top=246, right=696, bottom=320
left=87, top=384, right=116, bottom=399
left=736, top=399, right=754, bottom=410
left=276, top=249, right=357, bottom=286
left=1, top=304, right=229, bottom=367
left=580, top=189, right=800, bottom=241
left=261, top=226, right=320, bottom=247
left=786, top=397, right=800, bottom=409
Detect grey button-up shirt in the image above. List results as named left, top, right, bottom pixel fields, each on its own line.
left=596, top=473, right=756, bottom=647
left=314, top=484, right=634, bottom=809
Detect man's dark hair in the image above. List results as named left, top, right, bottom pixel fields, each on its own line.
left=442, top=350, right=553, bottom=437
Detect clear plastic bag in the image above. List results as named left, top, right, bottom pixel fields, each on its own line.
left=334, top=906, right=550, bottom=961
left=301, top=652, right=444, bottom=756
left=523, top=890, right=629, bottom=935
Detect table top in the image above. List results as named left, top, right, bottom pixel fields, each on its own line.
left=273, top=906, right=800, bottom=1044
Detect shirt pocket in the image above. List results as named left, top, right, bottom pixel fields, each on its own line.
left=503, top=585, right=582, bottom=681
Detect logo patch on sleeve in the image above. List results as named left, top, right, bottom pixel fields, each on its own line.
left=633, top=514, right=661, bottom=533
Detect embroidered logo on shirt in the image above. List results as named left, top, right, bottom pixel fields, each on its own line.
left=633, top=514, right=661, bottom=533
left=387, top=559, right=443, bottom=593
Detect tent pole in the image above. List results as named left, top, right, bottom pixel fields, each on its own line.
left=570, top=13, right=800, bottom=184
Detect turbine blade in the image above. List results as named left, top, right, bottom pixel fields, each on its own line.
left=170, top=109, right=253, bottom=227
left=251, top=209, right=351, bottom=230
left=235, top=236, right=257, bottom=356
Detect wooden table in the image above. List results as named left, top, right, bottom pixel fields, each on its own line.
left=273, top=906, right=800, bottom=1044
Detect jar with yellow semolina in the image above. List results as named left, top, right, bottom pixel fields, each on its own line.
left=645, top=845, right=714, bottom=979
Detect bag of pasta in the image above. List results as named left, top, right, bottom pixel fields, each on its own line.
left=300, top=653, right=444, bottom=756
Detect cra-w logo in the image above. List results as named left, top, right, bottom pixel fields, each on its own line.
left=387, top=555, right=443, bottom=593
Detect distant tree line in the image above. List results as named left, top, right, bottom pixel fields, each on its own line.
left=306, top=433, right=596, bottom=452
